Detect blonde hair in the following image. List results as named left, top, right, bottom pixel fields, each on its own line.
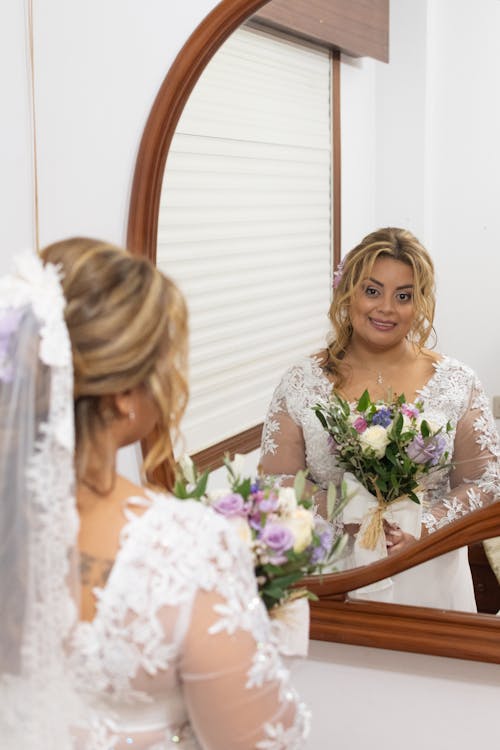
left=324, top=227, right=436, bottom=388
left=40, top=238, right=188, bottom=491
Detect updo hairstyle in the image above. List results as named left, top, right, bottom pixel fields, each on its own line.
left=40, top=238, right=188, bottom=490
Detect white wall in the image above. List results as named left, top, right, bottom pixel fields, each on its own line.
left=0, top=0, right=219, bottom=274
left=2, top=0, right=499, bottom=745
left=342, top=0, right=500, bottom=403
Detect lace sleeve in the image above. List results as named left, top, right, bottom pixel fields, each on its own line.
left=422, top=376, right=500, bottom=532
left=179, top=513, right=310, bottom=749
left=259, top=360, right=338, bottom=520
left=259, top=374, right=307, bottom=481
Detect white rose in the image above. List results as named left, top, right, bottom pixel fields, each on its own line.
left=277, top=486, right=298, bottom=515
left=283, top=506, right=314, bottom=553
left=358, top=425, right=390, bottom=459
left=229, top=516, right=253, bottom=548
left=178, top=454, right=196, bottom=484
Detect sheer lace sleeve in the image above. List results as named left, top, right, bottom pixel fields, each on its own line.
left=422, top=373, right=500, bottom=533
left=259, top=358, right=339, bottom=519
left=259, top=378, right=307, bottom=481
left=178, top=504, right=309, bottom=749
left=181, top=589, right=308, bottom=749
left=69, top=497, right=309, bottom=749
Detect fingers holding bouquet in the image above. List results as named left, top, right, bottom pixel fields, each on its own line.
left=383, top=520, right=416, bottom=555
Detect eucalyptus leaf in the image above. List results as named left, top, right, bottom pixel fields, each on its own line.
left=294, top=470, right=307, bottom=502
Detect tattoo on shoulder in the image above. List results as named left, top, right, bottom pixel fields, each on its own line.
left=80, top=551, right=114, bottom=588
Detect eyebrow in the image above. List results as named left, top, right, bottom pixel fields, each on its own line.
left=367, top=277, right=414, bottom=290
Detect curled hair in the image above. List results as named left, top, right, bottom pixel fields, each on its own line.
left=40, top=238, right=188, bottom=491
left=324, top=227, right=436, bottom=388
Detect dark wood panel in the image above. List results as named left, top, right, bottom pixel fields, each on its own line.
left=468, top=541, right=500, bottom=614
left=254, top=0, right=389, bottom=62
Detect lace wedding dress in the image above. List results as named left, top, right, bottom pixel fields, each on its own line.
left=70, top=494, right=309, bottom=749
left=0, top=253, right=309, bottom=749
left=260, top=354, right=500, bottom=611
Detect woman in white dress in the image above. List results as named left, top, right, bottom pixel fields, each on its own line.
left=260, top=227, right=500, bottom=610
left=0, top=239, right=309, bottom=749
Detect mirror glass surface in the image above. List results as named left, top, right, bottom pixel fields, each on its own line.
left=146, top=0, right=498, bottom=624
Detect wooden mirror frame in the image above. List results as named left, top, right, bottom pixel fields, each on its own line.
left=127, top=0, right=500, bottom=664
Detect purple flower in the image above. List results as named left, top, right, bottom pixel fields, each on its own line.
left=256, top=494, right=279, bottom=513
left=332, top=260, right=344, bottom=289
left=406, top=433, right=447, bottom=466
left=260, top=522, right=294, bottom=564
left=371, top=407, right=392, bottom=428
left=310, top=528, right=334, bottom=564
left=353, top=416, right=368, bottom=433
left=211, top=492, right=246, bottom=517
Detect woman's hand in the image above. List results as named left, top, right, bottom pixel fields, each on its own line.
left=384, top=520, right=416, bottom=555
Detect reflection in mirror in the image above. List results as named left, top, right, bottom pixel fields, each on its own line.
left=128, top=0, right=500, bottom=660
left=259, top=228, right=500, bottom=613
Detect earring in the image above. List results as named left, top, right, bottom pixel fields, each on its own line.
left=128, top=409, right=136, bottom=422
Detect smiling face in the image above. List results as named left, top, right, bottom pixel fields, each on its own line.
left=349, top=256, right=415, bottom=350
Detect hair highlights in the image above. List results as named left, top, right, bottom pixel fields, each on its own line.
left=40, top=238, right=188, bottom=491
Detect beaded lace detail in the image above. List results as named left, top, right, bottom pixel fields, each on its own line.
left=70, top=496, right=309, bottom=748
left=260, top=354, right=500, bottom=533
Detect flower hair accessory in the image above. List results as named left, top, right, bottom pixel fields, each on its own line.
left=332, top=260, right=344, bottom=290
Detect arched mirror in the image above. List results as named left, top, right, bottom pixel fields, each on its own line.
left=128, top=0, right=500, bottom=663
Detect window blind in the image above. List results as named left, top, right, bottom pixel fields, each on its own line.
left=157, top=25, right=333, bottom=454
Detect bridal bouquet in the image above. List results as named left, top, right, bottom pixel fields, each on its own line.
left=174, top=454, right=345, bottom=613
left=314, top=390, right=451, bottom=561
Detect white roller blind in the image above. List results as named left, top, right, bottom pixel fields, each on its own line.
left=157, top=25, right=333, bottom=454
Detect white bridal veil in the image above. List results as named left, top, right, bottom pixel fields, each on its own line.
left=0, top=253, right=81, bottom=748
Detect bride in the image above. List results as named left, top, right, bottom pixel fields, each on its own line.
left=0, top=239, right=309, bottom=749
left=260, top=227, right=500, bottom=610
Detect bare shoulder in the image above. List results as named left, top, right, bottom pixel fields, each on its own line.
left=115, top=474, right=149, bottom=500
left=114, top=475, right=152, bottom=518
